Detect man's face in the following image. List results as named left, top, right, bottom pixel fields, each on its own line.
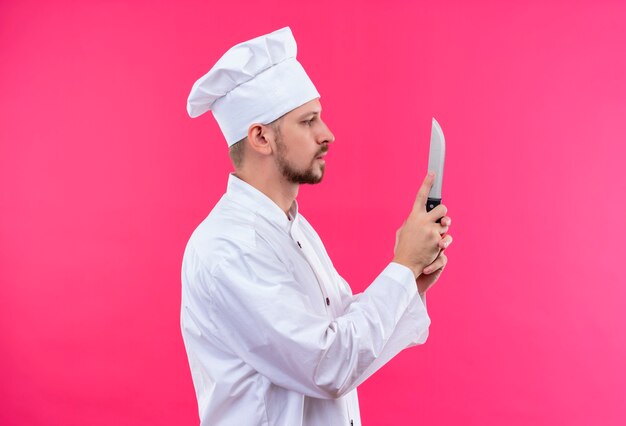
left=271, top=98, right=335, bottom=185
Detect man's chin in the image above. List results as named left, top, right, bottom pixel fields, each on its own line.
left=281, top=163, right=326, bottom=185
left=301, top=174, right=324, bottom=185
left=308, top=167, right=325, bottom=184
left=293, top=172, right=324, bottom=185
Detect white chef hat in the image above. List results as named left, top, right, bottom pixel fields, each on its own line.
left=186, top=26, right=320, bottom=146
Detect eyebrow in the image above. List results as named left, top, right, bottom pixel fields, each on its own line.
left=298, top=110, right=321, bottom=120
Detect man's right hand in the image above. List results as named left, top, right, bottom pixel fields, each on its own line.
left=393, top=172, right=451, bottom=279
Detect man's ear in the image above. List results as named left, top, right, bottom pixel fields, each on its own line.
left=247, top=123, right=274, bottom=156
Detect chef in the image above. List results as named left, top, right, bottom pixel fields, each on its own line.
left=180, top=26, right=453, bottom=426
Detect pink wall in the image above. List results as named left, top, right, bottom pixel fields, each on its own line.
left=1, top=0, right=625, bottom=424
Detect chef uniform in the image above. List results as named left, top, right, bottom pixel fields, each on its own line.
left=181, top=27, right=431, bottom=426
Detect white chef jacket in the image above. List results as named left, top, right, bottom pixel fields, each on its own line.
left=180, top=173, right=431, bottom=426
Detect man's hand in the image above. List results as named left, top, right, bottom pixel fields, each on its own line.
left=393, top=172, right=453, bottom=286
left=416, top=217, right=452, bottom=294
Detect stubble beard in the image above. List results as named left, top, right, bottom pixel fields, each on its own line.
left=274, top=134, right=327, bottom=185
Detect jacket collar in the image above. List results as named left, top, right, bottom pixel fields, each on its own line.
left=225, top=173, right=299, bottom=232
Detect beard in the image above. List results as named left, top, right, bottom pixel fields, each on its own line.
left=274, top=134, right=328, bottom=185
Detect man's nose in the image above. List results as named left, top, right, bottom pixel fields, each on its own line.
left=318, top=121, right=335, bottom=145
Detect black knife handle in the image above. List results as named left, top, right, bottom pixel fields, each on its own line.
left=426, top=197, right=442, bottom=224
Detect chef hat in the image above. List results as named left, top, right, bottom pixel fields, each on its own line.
left=186, top=26, right=320, bottom=146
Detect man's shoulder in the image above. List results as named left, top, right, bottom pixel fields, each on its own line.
left=184, top=197, right=259, bottom=269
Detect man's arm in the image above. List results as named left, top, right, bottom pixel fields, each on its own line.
left=201, top=247, right=430, bottom=400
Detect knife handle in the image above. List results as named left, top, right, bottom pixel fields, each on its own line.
left=426, top=197, right=442, bottom=224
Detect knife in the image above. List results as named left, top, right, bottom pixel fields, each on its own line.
left=426, top=117, right=445, bottom=222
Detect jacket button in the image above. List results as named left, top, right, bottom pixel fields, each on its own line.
left=326, top=297, right=330, bottom=306
left=297, top=241, right=302, bottom=248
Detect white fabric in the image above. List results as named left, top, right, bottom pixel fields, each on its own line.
left=186, top=26, right=320, bottom=146
left=180, top=174, right=431, bottom=425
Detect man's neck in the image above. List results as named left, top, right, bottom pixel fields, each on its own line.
left=233, top=171, right=299, bottom=217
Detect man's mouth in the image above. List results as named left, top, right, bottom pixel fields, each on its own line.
left=315, top=149, right=328, bottom=160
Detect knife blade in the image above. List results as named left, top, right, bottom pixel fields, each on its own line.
left=426, top=117, right=445, bottom=220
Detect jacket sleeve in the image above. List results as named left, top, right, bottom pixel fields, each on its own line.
left=203, top=241, right=431, bottom=400
left=333, top=273, right=430, bottom=385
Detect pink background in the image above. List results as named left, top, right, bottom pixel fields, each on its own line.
left=1, top=0, right=625, bottom=424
